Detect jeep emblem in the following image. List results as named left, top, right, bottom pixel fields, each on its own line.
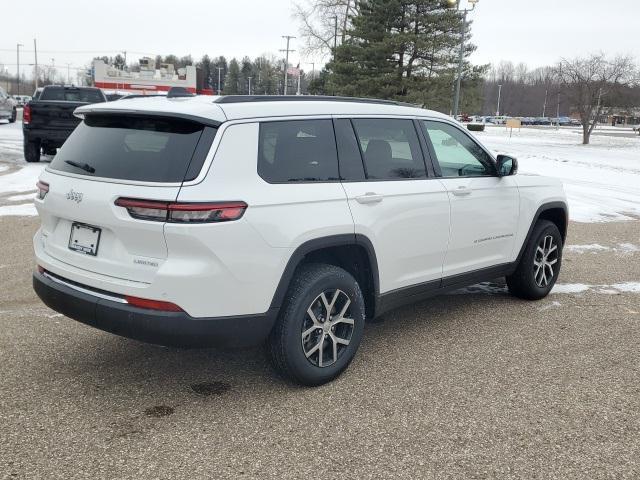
left=66, top=189, right=83, bottom=203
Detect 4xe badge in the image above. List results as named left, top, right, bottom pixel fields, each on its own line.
left=66, top=189, right=83, bottom=203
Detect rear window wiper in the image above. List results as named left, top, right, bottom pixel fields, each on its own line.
left=65, top=160, right=95, bottom=174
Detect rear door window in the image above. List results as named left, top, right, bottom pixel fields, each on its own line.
left=258, top=119, right=339, bottom=183
left=49, top=115, right=215, bottom=182
left=351, top=119, right=426, bottom=180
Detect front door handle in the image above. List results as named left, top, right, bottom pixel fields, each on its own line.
left=451, top=186, right=472, bottom=196
left=355, top=192, right=384, bottom=204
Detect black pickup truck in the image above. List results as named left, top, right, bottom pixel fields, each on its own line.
left=23, top=85, right=106, bottom=162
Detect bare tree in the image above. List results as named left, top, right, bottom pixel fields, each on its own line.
left=556, top=53, right=636, bottom=144
left=293, top=0, right=358, bottom=60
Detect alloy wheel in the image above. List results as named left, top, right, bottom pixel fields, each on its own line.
left=533, top=235, right=558, bottom=287
left=301, top=289, right=354, bottom=368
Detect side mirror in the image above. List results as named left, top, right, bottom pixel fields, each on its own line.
left=497, top=154, right=518, bottom=176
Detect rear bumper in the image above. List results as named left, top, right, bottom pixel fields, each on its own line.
left=23, top=128, right=73, bottom=145
left=33, top=271, right=278, bottom=348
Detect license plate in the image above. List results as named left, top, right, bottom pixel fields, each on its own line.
left=68, top=223, right=101, bottom=256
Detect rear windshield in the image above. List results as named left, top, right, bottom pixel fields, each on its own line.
left=50, top=115, right=216, bottom=182
left=40, top=87, right=105, bottom=103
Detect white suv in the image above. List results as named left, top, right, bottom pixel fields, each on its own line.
left=33, top=94, right=567, bottom=385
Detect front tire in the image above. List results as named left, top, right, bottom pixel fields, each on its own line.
left=507, top=220, right=563, bottom=300
left=268, top=263, right=366, bottom=386
left=24, top=138, right=41, bottom=163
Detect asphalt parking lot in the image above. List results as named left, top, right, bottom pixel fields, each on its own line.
left=1, top=216, right=639, bottom=479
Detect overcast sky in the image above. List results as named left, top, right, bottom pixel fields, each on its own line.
left=1, top=0, right=639, bottom=78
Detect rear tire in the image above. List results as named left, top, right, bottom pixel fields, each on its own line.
left=9, top=108, right=16, bottom=123
left=24, top=138, right=41, bottom=163
left=507, top=220, right=563, bottom=300
left=268, top=263, right=365, bottom=386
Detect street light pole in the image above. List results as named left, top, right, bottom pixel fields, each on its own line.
left=280, top=35, right=295, bottom=95
left=217, top=67, right=223, bottom=95
left=496, top=84, right=502, bottom=116
left=449, top=0, right=478, bottom=119
left=16, top=43, right=24, bottom=95
left=247, top=76, right=252, bottom=96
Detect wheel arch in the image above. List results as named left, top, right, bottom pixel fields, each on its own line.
left=515, top=201, right=568, bottom=265
left=269, top=234, right=380, bottom=319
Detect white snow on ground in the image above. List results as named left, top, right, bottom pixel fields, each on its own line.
left=565, top=243, right=640, bottom=254
left=476, top=126, right=640, bottom=222
left=0, top=203, right=38, bottom=216
left=551, top=283, right=591, bottom=294
left=565, top=244, right=609, bottom=253
left=0, top=121, right=47, bottom=217
left=451, top=281, right=640, bottom=295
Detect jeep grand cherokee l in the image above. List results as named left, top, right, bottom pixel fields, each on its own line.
left=33, top=94, right=568, bottom=386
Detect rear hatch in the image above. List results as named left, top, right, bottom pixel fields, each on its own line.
left=38, top=113, right=216, bottom=283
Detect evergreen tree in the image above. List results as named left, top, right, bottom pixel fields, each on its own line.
left=197, top=55, right=213, bottom=89
left=327, top=0, right=486, bottom=112
left=225, top=58, right=241, bottom=94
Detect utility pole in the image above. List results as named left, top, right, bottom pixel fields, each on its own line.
left=16, top=43, right=24, bottom=95
left=66, top=63, right=72, bottom=84
left=280, top=36, right=295, bottom=95
left=34, top=39, right=39, bottom=89
left=496, top=84, right=502, bottom=116
left=247, top=76, right=252, bottom=95
left=556, top=92, right=560, bottom=129
left=217, top=67, right=223, bottom=95
left=542, top=88, right=547, bottom=117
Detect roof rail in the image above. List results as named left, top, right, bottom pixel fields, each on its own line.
left=214, top=95, right=414, bottom=106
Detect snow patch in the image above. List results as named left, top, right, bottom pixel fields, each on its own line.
left=566, top=244, right=609, bottom=253
left=6, top=192, right=35, bottom=202
left=0, top=203, right=37, bottom=216
left=551, top=283, right=591, bottom=294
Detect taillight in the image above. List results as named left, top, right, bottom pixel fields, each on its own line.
left=36, top=181, right=49, bottom=200
left=124, top=295, right=183, bottom=312
left=114, top=198, right=247, bottom=223
left=23, top=104, right=31, bottom=124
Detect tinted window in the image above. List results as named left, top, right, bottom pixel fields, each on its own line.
left=40, top=87, right=105, bottom=103
left=334, top=119, right=365, bottom=181
left=422, top=121, right=495, bottom=177
left=50, top=115, right=214, bottom=182
left=351, top=119, right=426, bottom=180
left=258, top=120, right=339, bottom=183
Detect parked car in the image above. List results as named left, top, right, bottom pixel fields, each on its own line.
left=12, top=95, right=31, bottom=106
left=531, top=117, right=551, bottom=126
left=22, top=85, right=107, bottom=162
left=0, top=87, right=17, bottom=123
left=32, top=94, right=568, bottom=386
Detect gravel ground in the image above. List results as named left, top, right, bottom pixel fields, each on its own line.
left=0, top=216, right=639, bottom=479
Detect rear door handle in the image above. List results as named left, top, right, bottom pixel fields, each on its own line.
left=451, top=186, right=472, bottom=196
left=355, top=192, right=384, bottom=204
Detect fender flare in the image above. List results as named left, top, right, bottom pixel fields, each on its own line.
left=514, top=201, right=569, bottom=267
left=268, top=233, right=380, bottom=312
